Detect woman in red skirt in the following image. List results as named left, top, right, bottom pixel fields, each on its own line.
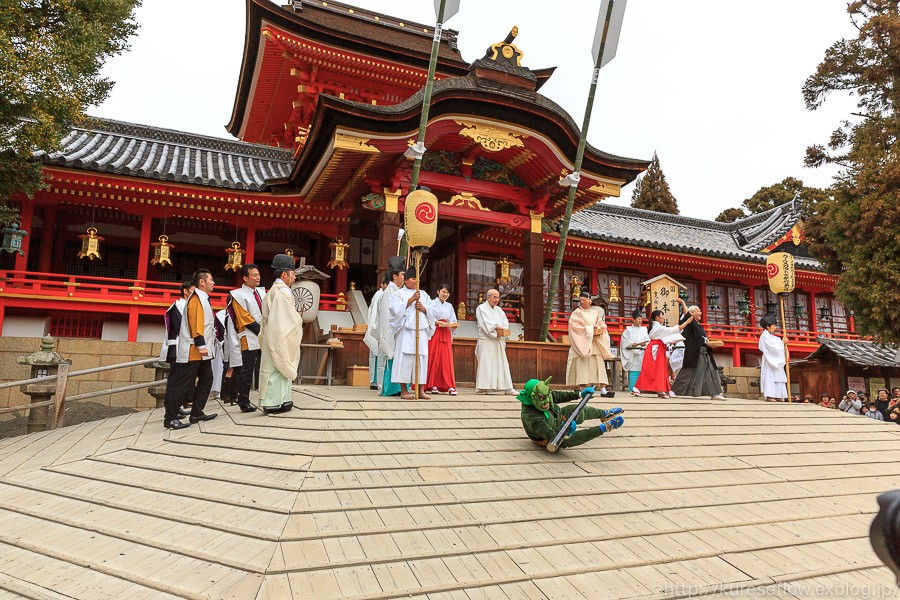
left=427, top=284, right=459, bottom=395
left=633, top=309, right=694, bottom=398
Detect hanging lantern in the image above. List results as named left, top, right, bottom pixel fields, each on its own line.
left=678, top=287, right=689, bottom=301
left=765, top=299, right=777, bottom=316
left=570, top=275, right=582, bottom=299
left=819, top=302, right=832, bottom=321
left=0, top=219, right=28, bottom=255
left=327, top=236, right=350, bottom=270
left=737, top=293, right=751, bottom=316
left=404, top=189, right=438, bottom=249
left=284, top=248, right=300, bottom=265
left=794, top=300, right=805, bottom=319
left=224, top=241, right=244, bottom=272
left=706, top=291, right=720, bottom=310
left=77, top=227, right=103, bottom=261
left=496, top=255, right=512, bottom=284
left=643, top=285, right=651, bottom=307
left=608, top=279, right=622, bottom=303
left=150, top=235, right=174, bottom=267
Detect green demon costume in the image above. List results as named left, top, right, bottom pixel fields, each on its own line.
left=518, top=377, right=624, bottom=449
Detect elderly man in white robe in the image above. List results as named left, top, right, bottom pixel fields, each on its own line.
left=758, top=315, right=788, bottom=402
left=567, top=291, right=615, bottom=397
left=258, top=254, right=303, bottom=414
left=475, top=289, right=516, bottom=395
left=363, top=273, right=389, bottom=391
left=390, top=269, right=436, bottom=399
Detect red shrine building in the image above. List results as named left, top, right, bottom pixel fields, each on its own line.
left=2, top=0, right=854, bottom=375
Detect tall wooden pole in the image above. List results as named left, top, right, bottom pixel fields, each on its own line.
left=399, top=0, right=447, bottom=258
left=780, top=293, right=792, bottom=401
left=414, top=250, right=421, bottom=400
left=539, top=0, right=615, bottom=341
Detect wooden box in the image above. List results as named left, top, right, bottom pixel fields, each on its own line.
left=346, top=365, right=369, bottom=387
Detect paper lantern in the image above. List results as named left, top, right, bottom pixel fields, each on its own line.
left=404, top=189, right=438, bottom=248
left=291, top=280, right=320, bottom=323
left=77, top=227, right=103, bottom=261
left=150, top=235, right=174, bottom=267
left=766, top=252, right=796, bottom=294
left=224, top=241, right=244, bottom=272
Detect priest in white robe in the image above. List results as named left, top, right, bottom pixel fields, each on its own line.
left=377, top=261, right=406, bottom=397
left=390, top=270, right=436, bottom=399
left=619, top=308, right=650, bottom=393
left=363, top=274, right=388, bottom=391
left=758, top=315, right=788, bottom=401
left=567, top=291, right=613, bottom=396
left=475, top=289, right=516, bottom=395
left=258, top=254, right=303, bottom=414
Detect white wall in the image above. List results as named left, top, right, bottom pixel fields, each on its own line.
left=1, top=316, right=49, bottom=338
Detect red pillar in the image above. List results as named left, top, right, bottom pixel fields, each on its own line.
left=0, top=300, right=5, bottom=336
left=699, top=280, right=708, bottom=320
left=377, top=207, right=401, bottom=279
left=136, top=214, right=152, bottom=282
left=732, top=345, right=741, bottom=367
left=522, top=228, right=545, bottom=341
left=38, top=206, right=56, bottom=274
left=456, top=236, right=467, bottom=309
left=127, top=307, right=139, bottom=342
left=809, top=291, right=818, bottom=334
left=14, top=200, right=33, bottom=272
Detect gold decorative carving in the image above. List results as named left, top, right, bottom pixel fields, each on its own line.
left=440, top=192, right=490, bottom=212
left=333, top=133, right=380, bottom=153
left=529, top=211, right=543, bottom=234
left=455, top=121, right=527, bottom=152
left=502, top=46, right=514, bottom=59
left=588, top=182, right=622, bottom=197
left=383, top=188, right=401, bottom=214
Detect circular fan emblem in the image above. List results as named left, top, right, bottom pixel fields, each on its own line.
left=415, top=203, right=435, bottom=224
left=767, top=263, right=779, bottom=278
left=292, top=286, right=315, bottom=313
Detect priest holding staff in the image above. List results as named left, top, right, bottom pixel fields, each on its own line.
left=758, top=315, right=788, bottom=402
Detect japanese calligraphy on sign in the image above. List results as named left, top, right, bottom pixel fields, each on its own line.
left=766, top=252, right=796, bottom=294
left=642, top=275, right=686, bottom=327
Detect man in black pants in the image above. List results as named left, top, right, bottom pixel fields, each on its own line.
left=164, top=269, right=219, bottom=429
left=230, top=264, right=264, bottom=412
left=161, top=282, right=193, bottom=425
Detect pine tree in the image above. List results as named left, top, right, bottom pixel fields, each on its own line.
left=802, top=0, right=900, bottom=343
left=0, top=0, right=141, bottom=221
left=630, top=152, right=679, bottom=214
left=715, top=208, right=746, bottom=223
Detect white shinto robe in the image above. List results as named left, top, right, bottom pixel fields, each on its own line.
left=566, top=307, right=609, bottom=386
left=475, top=302, right=514, bottom=391
left=758, top=329, right=788, bottom=399
left=619, top=325, right=650, bottom=373
left=389, top=286, right=436, bottom=385
left=259, top=280, right=303, bottom=406
left=363, top=287, right=385, bottom=385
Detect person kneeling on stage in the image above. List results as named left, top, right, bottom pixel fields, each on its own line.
left=517, top=377, right=624, bottom=450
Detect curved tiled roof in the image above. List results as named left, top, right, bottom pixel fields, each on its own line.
left=801, top=336, right=900, bottom=368
left=35, top=118, right=294, bottom=191
left=569, top=202, right=822, bottom=270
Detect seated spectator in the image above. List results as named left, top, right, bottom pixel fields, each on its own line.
left=892, top=387, right=900, bottom=400
left=839, top=390, right=862, bottom=415
left=825, top=396, right=838, bottom=409
left=802, top=394, right=814, bottom=403
left=887, top=404, right=900, bottom=424
left=819, top=392, right=830, bottom=406
left=866, top=402, right=885, bottom=421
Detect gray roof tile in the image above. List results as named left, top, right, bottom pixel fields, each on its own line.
left=803, top=336, right=900, bottom=368
left=35, top=117, right=294, bottom=191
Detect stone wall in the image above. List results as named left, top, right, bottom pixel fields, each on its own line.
left=722, top=366, right=762, bottom=400
left=0, top=337, right=163, bottom=413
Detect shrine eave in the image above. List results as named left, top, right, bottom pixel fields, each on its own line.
left=226, top=0, right=469, bottom=138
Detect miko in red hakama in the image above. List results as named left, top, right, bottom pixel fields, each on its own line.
left=426, top=294, right=458, bottom=394
left=634, top=340, right=671, bottom=393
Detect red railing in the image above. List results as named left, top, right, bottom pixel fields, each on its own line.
left=0, top=271, right=347, bottom=312
left=548, top=310, right=859, bottom=345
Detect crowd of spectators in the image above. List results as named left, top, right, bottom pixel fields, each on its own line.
left=793, top=386, right=900, bottom=423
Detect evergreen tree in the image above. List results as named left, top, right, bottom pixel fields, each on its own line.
left=802, top=0, right=900, bottom=343
left=0, top=0, right=141, bottom=222
left=715, top=207, right=746, bottom=223
left=630, top=152, right=679, bottom=214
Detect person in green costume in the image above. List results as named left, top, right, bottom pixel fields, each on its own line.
left=517, top=377, right=624, bottom=449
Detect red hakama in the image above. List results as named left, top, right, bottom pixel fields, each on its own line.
left=634, top=340, right=671, bottom=393
left=426, top=321, right=456, bottom=392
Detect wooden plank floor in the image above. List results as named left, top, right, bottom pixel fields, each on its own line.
left=0, top=388, right=898, bottom=599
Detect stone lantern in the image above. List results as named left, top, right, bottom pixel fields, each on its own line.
left=17, top=336, right=71, bottom=432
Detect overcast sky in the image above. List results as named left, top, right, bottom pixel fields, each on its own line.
left=94, top=0, right=859, bottom=220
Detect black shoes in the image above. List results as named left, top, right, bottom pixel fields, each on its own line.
left=263, top=401, right=293, bottom=415
left=177, top=409, right=189, bottom=418
left=238, top=404, right=257, bottom=413
left=603, top=391, right=616, bottom=398
left=164, top=419, right=191, bottom=430
left=189, top=412, right=218, bottom=424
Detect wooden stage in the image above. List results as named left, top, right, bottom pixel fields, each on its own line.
left=0, top=388, right=897, bottom=599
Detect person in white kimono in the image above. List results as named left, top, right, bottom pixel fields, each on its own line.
left=390, top=270, right=436, bottom=399
left=363, top=274, right=388, bottom=391
left=258, top=254, right=303, bottom=414
left=475, top=289, right=516, bottom=395
left=377, top=258, right=406, bottom=397
left=619, top=308, right=650, bottom=393
left=758, top=315, right=788, bottom=402
left=220, top=304, right=243, bottom=405
left=211, top=310, right=227, bottom=399
left=567, top=291, right=613, bottom=397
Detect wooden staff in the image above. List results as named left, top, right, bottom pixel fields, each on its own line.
left=414, top=249, right=421, bottom=400
left=779, top=293, right=792, bottom=401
